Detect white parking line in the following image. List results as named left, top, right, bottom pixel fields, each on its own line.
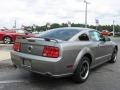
left=0, top=80, right=29, bottom=84
left=0, top=51, right=10, bottom=61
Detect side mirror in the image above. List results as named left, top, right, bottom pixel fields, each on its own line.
left=24, top=30, right=29, bottom=35
left=100, top=37, right=106, bottom=42
left=25, top=33, right=28, bottom=35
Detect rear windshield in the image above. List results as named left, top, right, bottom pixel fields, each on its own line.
left=39, top=29, right=81, bottom=41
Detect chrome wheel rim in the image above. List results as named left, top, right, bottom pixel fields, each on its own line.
left=4, top=37, right=11, bottom=44
left=80, top=61, right=89, bottom=80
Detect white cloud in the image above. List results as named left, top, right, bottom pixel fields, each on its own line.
left=0, top=0, right=120, bottom=28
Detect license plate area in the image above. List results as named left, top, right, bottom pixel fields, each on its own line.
left=23, top=59, right=31, bottom=68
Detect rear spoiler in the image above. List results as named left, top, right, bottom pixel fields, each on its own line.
left=42, top=38, right=59, bottom=43
left=16, top=36, right=59, bottom=43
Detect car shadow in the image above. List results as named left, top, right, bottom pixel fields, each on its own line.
left=0, top=59, right=117, bottom=88
left=90, top=61, right=116, bottom=74
left=21, top=62, right=113, bottom=87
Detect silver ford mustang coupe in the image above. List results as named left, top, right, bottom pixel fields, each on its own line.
left=11, top=27, right=118, bottom=83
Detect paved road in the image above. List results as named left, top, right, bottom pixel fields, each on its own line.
left=0, top=37, right=120, bottom=90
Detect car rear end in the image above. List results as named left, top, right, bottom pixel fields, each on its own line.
left=11, top=38, right=72, bottom=77
left=11, top=28, right=82, bottom=77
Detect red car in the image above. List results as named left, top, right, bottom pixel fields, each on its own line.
left=100, top=30, right=112, bottom=36
left=0, top=29, right=35, bottom=44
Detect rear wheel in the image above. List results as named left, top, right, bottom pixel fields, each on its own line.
left=72, top=57, right=90, bottom=83
left=109, top=48, right=117, bottom=63
left=3, top=36, right=12, bottom=44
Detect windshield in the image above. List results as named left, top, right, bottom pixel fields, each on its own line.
left=39, top=29, right=81, bottom=41
left=16, top=30, right=25, bottom=34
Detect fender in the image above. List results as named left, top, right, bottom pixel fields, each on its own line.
left=73, top=47, right=95, bottom=71
left=2, top=34, right=16, bottom=42
left=3, top=35, right=13, bottom=40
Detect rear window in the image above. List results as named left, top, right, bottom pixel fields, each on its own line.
left=39, top=29, right=81, bottom=41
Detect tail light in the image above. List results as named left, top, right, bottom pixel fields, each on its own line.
left=42, top=46, right=59, bottom=58
left=13, top=42, right=21, bottom=52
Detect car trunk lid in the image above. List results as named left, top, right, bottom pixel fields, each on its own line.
left=15, top=37, right=61, bottom=57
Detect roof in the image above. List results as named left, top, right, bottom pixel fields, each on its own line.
left=51, top=27, right=95, bottom=32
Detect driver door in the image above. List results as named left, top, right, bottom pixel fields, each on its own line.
left=89, top=31, right=109, bottom=64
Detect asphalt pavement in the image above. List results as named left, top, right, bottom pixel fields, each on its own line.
left=0, top=37, right=120, bottom=90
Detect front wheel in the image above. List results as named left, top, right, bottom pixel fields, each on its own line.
left=72, top=57, right=90, bottom=83
left=109, top=48, right=118, bottom=63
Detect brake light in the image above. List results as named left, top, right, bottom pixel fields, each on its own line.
left=42, top=46, right=59, bottom=58
left=13, top=42, right=21, bottom=52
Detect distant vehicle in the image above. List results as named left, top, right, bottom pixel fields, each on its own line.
left=115, top=31, right=120, bottom=36
left=101, top=30, right=112, bottom=36
left=11, top=27, right=118, bottom=83
left=0, top=29, right=35, bottom=44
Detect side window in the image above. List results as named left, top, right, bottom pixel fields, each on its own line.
left=89, top=31, right=102, bottom=41
left=79, top=33, right=89, bottom=41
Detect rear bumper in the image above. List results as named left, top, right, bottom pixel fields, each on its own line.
left=11, top=51, right=73, bottom=77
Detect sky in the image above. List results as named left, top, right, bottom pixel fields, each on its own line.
left=0, top=0, right=120, bottom=28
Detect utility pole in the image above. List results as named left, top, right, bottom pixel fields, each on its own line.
left=68, top=21, right=71, bottom=27
left=46, top=23, right=51, bottom=31
left=113, top=20, right=115, bottom=37
left=32, top=24, right=36, bottom=32
left=13, top=20, right=16, bottom=28
left=95, top=19, right=99, bottom=30
left=84, top=0, right=90, bottom=28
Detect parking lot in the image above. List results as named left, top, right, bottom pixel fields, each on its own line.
left=0, top=37, right=120, bottom=90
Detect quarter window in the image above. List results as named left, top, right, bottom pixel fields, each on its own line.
left=79, top=34, right=89, bottom=41
left=89, top=31, right=102, bottom=41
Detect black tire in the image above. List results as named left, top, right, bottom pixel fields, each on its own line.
left=3, top=36, right=12, bottom=44
left=13, top=64, right=17, bottom=68
left=109, top=48, right=118, bottom=63
left=72, top=56, right=90, bottom=83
